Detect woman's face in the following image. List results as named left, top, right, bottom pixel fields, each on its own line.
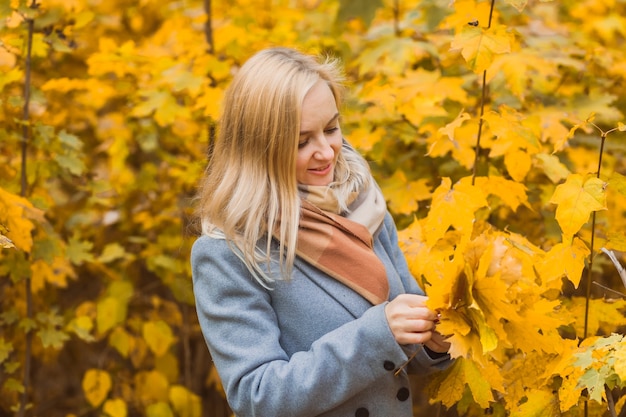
left=296, top=80, right=342, bottom=186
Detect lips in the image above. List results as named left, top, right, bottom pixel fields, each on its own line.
left=309, top=164, right=332, bottom=175
left=310, top=164, right=331, bottom=172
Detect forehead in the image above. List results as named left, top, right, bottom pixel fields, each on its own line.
left=300, top=81, right=338, bottom=127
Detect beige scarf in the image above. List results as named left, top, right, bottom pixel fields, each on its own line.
left=296, top=183, right=390, bottom=305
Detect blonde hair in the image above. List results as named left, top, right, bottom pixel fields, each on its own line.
left=195, top=47, right=371, bottom=285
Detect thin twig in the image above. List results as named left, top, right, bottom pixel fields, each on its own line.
left=592, top=281, right=626, bottom=298
left=203, top=0, right=214, bottom=54
left=471, top=0, right=496, bottom=185
left=17, top=2, right=36, bottom=416
left=606, top=385, right=617, bottom=417
left=583, top=134, right=605, bottom=339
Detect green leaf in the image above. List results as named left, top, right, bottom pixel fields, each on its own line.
left=99, top=243, right=127, bottom=263
left=55, top=153, right=86, bottom=176
left=67, top=316, right=95, bottom=342
left=32, top=237, right=62, bottom=264
left=577, top=368, right=605, bottom=403
left=608, top=172, right=626, bottom=196
left=336, top=0, right=383, bottom=28
left=107, top=280, right=134, bottom=301
left=67, top=234, right=94, bottom=265
left=505, top=0, right=528, bottom=12
left=0, top=310, right=20, bottom=326
left=37, top=325, right=70, bottom=349
left=58, top=130, right=84, bottom=150
left=4, top=377, right=25, bottom=394
left=0, top=338, right=13, bottom=364
left=0, top=2, right=11, bottom=18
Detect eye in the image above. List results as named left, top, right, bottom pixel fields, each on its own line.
left=298, top=138, right=309, bottom=149
left=324, top=127, right=339, bottom=134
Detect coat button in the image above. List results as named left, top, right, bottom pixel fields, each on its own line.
left=383, top=360, right=395, bottom=371
left=396, top=387, right=410, bottom=401
left=355, top=407, right=369, bottom=417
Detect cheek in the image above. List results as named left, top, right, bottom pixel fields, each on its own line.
left=330, top=136, right=343, bottom=158
left=295, top=152, right=309, bottom=176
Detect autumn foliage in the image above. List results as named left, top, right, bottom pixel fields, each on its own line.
left=1, top=0, right=626, bottom=416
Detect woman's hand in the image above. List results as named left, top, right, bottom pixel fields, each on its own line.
left=424, top=330, right=451, bottom=354
left=384, top=294, right=441, bottom=346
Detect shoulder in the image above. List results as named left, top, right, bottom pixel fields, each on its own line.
left=191, top=234, right=231, bottom=259
left=190, top=235, right=247, bottom=280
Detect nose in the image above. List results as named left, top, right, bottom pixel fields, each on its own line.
left=313, top=136, right=335, bottom=160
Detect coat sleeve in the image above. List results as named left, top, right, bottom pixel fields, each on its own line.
left=379, top=213, right=452, bottom=374
left=191, top=236, right=414, bottom=417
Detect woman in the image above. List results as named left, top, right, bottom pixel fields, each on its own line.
left=191, top=47, right=450, bottom=417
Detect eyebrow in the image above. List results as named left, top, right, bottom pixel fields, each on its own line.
left=299, top=112, right=340, bottom=136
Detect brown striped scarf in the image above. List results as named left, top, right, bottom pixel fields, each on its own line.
left=296, top=184, right=390, bottom=305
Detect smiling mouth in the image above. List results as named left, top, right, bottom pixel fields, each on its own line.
left=310, top=164, right=331, bottom=172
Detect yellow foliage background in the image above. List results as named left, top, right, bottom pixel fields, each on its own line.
left=1, top=0, right=626, bottom=416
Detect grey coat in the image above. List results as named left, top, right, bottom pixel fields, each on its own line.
left=191, top=212, right=450, bottom=417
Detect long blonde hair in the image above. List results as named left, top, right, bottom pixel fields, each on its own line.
left=195, top=47, right=371, bottom=285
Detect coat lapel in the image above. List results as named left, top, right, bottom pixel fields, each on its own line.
left=293, top=257, right=376, bottom=319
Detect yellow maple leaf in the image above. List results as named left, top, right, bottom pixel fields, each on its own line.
left=426, top=117, right=478, bottom=169
left=503, top=148, right=532, bottom=182
left=503, top=351, right=556, bottom=408
left=535, top=238, right=589, bottom=288
left=30, top=257, right=76, bottom=293
left=194, top=86, right=224, bottom=120
left=345, top=125, right=385, bottom=154
left=0, top=187, right=35, bottom=252
left=82, top=369, right=112, bottom=407
left=392, top=70, right=453, bottom=124
left=379, top=170, right=431, bottom=215
left=558, top=364, right=586, bottom=412
left=470, top=176, right=530, bottom=211
left=397, top=219, right=429, bottom=284
left=488, top=51, right=557, bottom=100
left=562, top=297, right=626, bottom=338
left=549, top=174, right=607, bottom=240
left=424, top=177, right=489, bottom=247
left=428, top=357, right=495, bottom=408
left=510, top=388, right=559, bottom=417
left=439, top=0, right=497, bottom=31
left=431, top=110, right=472, bottom=154
left=534, top=153, right=571, bottom=183
left=483, top=106, right=541, bottom=156
left=450, top=25, right=513, bottom=73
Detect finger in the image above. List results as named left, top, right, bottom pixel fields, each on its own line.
left=397, top=330, right=433, bottom=345
left=405, top=308, right=439, bottom=322
left=399, top=293, right=429, bottom=307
